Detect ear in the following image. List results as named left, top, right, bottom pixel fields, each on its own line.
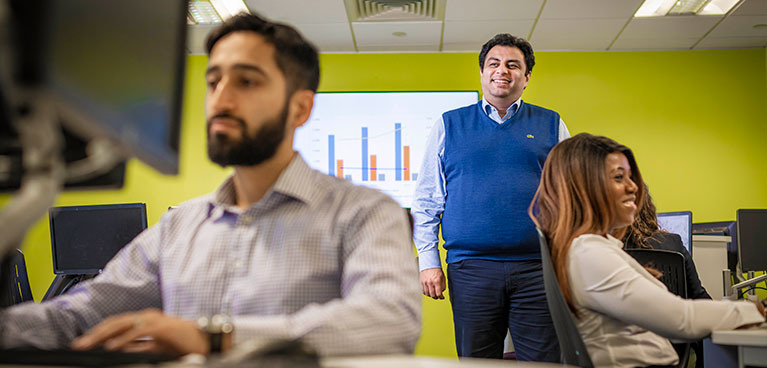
left=522, top=72, right=531, bottom=90
left=287, top=89, right=315, bottom=131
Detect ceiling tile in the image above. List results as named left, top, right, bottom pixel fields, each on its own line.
left=611, top=37, right=700, bottom=50
left=186, top=24, right=218, bottom=54
left=731, top=0, right=767, bottom=16
left=444, top=0, right=543, bottom=21
left=618, top=16, right=722, bottom=39
left=694, top=36, right=767, bottom=48
left=442, top=42, right=487, bottom=51
left=245, top=0, right=348, bottom=23
left=357, top=44, right=441, bottom=52
left=540, top=0, right=644, bottom=19
left=352, top=21, right=442, bottom=47
left=442, top=19, right=535, bottom=47
left=531, top=18, right=626, bottom=50
left=707, top=15, right=767, bottom=37
left=293, top=23, right=356, bottom=52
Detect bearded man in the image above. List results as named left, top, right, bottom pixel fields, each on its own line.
left=1, top=12, right=420, bottom=358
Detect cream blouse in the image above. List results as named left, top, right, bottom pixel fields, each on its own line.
left=567, top=234, right=763, bottom=368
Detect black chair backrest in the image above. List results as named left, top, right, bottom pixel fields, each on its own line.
left=1, top=249, right=34, bottom=307
left=625, top=249, right=687, bottom=298
left=625, top=248, right=690, bottom=368
left=537, top=228, right=594, bottom=368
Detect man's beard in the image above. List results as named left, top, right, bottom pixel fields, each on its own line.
left=206, top=104, right=288, bottom=167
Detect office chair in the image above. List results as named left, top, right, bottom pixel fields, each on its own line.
left=537, top=229, right=594, bottom=368
left=625, top=248, right=691, bottom=368
left=1, top=249, right=34, bottom=307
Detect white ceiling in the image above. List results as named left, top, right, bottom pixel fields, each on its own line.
left=187, top=0, right=767, bottom=53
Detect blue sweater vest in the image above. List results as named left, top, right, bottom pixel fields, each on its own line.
left=441, top=100, right=560, bottom=263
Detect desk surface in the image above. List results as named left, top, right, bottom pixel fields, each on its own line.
left=322, top=355, right=568, bottom=368
left=712, top=325, right=767, bottom=347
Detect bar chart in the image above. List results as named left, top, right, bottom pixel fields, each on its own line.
left=327, top=123, right=418, bottom=182
left=294, top=91, right=478, bottom=207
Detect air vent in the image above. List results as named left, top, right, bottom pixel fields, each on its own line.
left=346, top=0, right=445, bottom=22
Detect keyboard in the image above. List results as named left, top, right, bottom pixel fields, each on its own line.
left=0, top=347, right=175, bottom=366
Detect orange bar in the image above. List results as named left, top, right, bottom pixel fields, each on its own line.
left=370, top=155, right=377, bottom=181
left=337, top=160, right=343, bottom=179
left=404, top=146, right=410, bottom=181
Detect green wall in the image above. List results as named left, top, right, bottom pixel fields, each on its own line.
left=2, top=48, right=766, bottom=358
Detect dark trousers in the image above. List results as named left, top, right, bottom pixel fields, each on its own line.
left=447, top=259, right=560, bottom=362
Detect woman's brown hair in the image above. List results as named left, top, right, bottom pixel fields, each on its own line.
left=529, top=133, right=644, bottom=312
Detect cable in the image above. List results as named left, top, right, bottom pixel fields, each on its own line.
left=739, top=286, right=767, bottom=299
left=58, top=275, right=82, bottom=296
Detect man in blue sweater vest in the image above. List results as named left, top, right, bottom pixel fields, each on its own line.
left=412, top=34, right=570, bottom=361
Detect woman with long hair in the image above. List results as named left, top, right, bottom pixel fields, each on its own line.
left=529, top=133, right=764, bottom=367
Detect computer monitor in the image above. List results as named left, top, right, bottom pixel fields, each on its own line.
left=736, top=209, right=767, bottom=272
left=657, top=211, right=692, bottom=255
left=44, top=0, right=186, bottom=175
left=1, top=0, right=186, bottom=179
left=0, top=0, right=186, bottom=263
left=293, top=91, right=480, bottom=208
left=48, top=203, right=147, bottom=275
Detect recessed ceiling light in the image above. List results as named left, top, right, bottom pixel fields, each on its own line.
left=188, top=0, right=222, bottom=24
left=188, top=0, right=249, bottom=24
left=634, top=0, right=739, bottom=17
left=392, top=31, right=407, bottom=37
left=209, top=0, right=250, bottom=19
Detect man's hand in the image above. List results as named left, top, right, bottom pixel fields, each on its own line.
left=70, top=308, right=209, bottom=357
left=420, top=268, right=446, bottom=300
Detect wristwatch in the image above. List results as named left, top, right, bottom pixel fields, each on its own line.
left=197, top=314, right=234, bottom=354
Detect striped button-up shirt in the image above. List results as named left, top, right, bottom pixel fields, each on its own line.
left=2, top=155, right=421, bottom=356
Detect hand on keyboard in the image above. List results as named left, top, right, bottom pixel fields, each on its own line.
left=70, top=308, right=209, bottom=357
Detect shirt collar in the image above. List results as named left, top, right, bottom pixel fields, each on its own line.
left=482, top=97, right=522, bottom=121
left=605, top=233, right=624, bottom=247
left=210, top=154, right=321, bottom=211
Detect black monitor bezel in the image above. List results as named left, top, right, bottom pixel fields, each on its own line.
left=736, top=209, right=767, bottom=273
left=48, top=203, right=147, bottom=275
left=657, top=210, right=693, bottom=256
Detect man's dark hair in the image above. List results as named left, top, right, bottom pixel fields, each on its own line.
left=478, top=33, right=535, bottom=76
left=205, top=12, right=320, bottom=94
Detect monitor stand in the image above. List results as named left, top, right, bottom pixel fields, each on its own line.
left=42, top=274, right=96, bottom=301
left=729, top=273, right=767, bottom=301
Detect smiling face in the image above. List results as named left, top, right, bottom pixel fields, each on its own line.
left=204, top=31, right=290, bottom=167
left=605, top=152, right=639, bottom=232
left=480, top=45, right=530, bottom=108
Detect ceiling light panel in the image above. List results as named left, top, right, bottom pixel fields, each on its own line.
left=189, top=0, right=222, bottom=24
left=634, top=0, right=740, bottom=17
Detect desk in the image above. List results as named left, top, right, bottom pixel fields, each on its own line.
left=704, top=327, right=767, bottom=368
left=322, top=355, right=569, bottom=368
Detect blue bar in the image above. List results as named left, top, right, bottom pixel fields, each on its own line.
left=362, top=127, right=368, bottom=181
left=379, top=174, right=386, bottom=181
left=395, top=123, right=402, bottom=181
left=328, top=135, right=335, bottom=176
left=412, top=173, right=418, bottom=181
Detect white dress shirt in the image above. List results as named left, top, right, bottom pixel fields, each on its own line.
left=568, top=234, right=764, bottom=368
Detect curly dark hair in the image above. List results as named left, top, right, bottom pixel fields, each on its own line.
left=623, top=183, right=665, bottom=249
left=479, top=33, right=535, bottom=76
left=205, top=12, right=320, bottom=94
